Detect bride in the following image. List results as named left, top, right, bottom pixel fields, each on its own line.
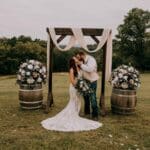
left=41, top=57, right=102, bottom=132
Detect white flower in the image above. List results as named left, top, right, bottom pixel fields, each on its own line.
left=27, top=64, right=33, bottom=70
left=34, top=65, right=40, bottom=70
left=114, top=76, right=119, bottom=82
left=128, top=67, right=134, bottom=72
left=17, top=75, right=21, bottom=80
left=21, top=70, right=25, bottom=76
left=86, top=87, right=89, bottom=90
left=119, top=69, right=124, bottom=73
left=21, top=63, right=27, bottom=68
left=42, top=66, right=46, bottom=73
left=134, top=83, right=138, bottom=87
left=35, top=61, right=40, bottom=65
left=110, top=65, right=140, bottom=90
left=118, top=73, right=123, bottom=78
left=135, top=70, right=139, bottom=75
left=82, top=87, right=86, bottom=91
left=123, top=76, right=128, bottom=80
left=80, top=80, right=83, bottom=84
left=129, top=79, right=134, bottom=84
left=37, top=77, right=42, bottom=83
left=19, top=68, right=22, bottom=73
left=111, top=80, right=116, bottom=86
left=121, top=82, right=128, bottom=89
left=80, top=84, right=83, bottom=88
left=123, top=65, right=128, bottom=69
left=17, top=60, right=47, bottom=85
left=43, top=74, right=47, bottom=79
left=26, top=71, right=31, bottom=76
left=29, top=60, right=35, bottom=64
left=27, top=78, right=35, bottom=84
left=39, top=69, right=43, bottom=73
left=32, top=72, right=38, bottom=78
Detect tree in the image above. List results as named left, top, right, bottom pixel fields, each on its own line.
left=0, top=36, right=47, bottom=75
left=114, top=8, right=150, bottom=71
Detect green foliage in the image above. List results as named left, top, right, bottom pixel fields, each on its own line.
left=0, top=36, right=46, bottom=75
left=114, top=8, right=150, bottom=70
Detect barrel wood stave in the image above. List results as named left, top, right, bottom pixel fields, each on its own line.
left=111, top=88, right=137, bottom=115
left=19, top=84, right=43, bottom=110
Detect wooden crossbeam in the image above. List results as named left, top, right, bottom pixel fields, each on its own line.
left=57, top=35, right=66, bottom=43
left=90, top=35, right=99, bottom=44
left=47, top=27, right=103, bottom=36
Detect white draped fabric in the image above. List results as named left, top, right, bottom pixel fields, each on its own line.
left=49, top=28, right=76, bottom=51
left=72, top=28, right=109, bottom=53
left=47, top=28, right=112, bottom=81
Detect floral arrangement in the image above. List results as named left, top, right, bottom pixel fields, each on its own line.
left=75, top=78, right=93, bottom=96
left=110, top=65, right=140, bottom=90
left=17, top=60, right=47, bottom=86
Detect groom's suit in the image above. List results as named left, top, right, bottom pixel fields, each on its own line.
left=80, top=55, right=99, bottom=117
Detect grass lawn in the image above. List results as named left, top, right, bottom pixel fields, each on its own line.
left=0, top=73, right=150, bottom=150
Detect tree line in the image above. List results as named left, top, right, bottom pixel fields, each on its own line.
left=0, top=8, right=150, bottom=75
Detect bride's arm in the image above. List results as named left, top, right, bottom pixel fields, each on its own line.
left=69, top=68, right=76, bottom=86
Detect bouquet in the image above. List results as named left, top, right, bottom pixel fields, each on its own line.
left=110, top=64, right=140, bottom=90
left=75, top=78, right=93, bottom=96
left=16, top=60, right=47, bottom=86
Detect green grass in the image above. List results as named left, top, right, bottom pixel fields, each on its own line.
left=0, top=73, right=150, bottom=150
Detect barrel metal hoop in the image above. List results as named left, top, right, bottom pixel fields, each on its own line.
left=112, top=93, right=136, bottom=97
left=111, top=104, right=135, bottom=110
left=21, top=106, right=42, bottom=109
left=19, top=89, right=42, bottom=92
left=113, top=88, right=136, bottom=92
left=112, top=110, right=135, bottom=115
left=20, top=100, right=43, bottom=104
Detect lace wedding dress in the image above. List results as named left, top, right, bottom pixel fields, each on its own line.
left=41, top=71, right=102, bottom=132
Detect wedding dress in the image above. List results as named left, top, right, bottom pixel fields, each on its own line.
left=41, top=71, right=102, bottom=132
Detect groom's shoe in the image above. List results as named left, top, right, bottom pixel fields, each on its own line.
left=92, top=116, right=99, bottom=121
left=84, top=114, right=91, bottom=119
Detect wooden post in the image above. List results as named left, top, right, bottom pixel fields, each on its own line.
left=45, top=28, right=54, bottom=113
left=99, top=42, right=107, bottom=116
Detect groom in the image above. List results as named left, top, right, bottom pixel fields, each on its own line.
left=75, top=51, right=99, bottom=120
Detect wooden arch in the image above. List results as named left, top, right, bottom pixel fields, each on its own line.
left=45, top=27, right=112, bottom=116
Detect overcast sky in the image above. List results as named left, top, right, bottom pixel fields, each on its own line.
left=0, top=0, right=150, bottom=40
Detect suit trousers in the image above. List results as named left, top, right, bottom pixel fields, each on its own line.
left=83, top=81, right=98, bottom=117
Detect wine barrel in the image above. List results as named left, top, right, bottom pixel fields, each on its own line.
left=19, top=84, right=43, bottom=110
left=111, top=88, right=137, bottom=115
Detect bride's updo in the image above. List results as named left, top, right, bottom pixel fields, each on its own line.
left=69, top=58, right=78, bottom=77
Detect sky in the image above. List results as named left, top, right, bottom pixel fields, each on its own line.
left=0, top=0, right=150, bottom=40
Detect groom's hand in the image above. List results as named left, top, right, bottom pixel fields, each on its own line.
left=76, top=61, right=83, bottom=65
left=73, top=57, right=83, bottom=65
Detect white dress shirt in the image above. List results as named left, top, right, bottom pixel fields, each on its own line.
left=81, top=55, right=99, bottom=82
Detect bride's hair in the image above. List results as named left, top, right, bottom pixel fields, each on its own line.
left=69, top=58, right=78, bottom=77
